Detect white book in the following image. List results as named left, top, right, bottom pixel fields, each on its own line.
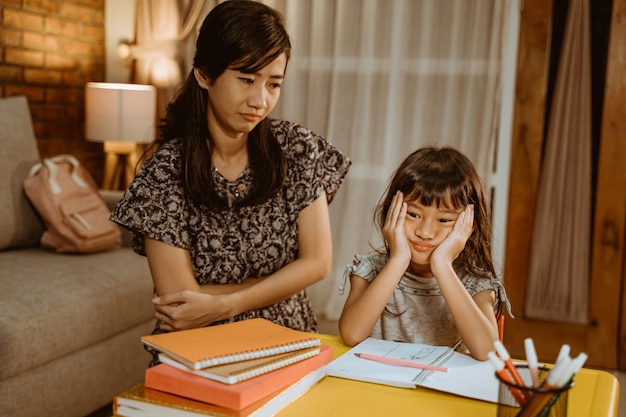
left=114, top=368, right=327, bottom=417
left=325, top=337, right=499, bottom=403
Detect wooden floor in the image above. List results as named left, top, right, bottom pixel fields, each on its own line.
left=87, top=405, right=113, bottom=417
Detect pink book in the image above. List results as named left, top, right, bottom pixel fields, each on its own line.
left=145, top=344, right=332, bottom=410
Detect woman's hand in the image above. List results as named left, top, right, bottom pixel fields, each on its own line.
left=430, top=204, right=474, bottom=273
left=383, top=191, right=411, bottom=269
left=153, top=290, right=233, bottom=331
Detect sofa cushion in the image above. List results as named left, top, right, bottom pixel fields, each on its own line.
left=0, top=247, right=155, bottom=380
left=0, top=96, right=45, bottom=250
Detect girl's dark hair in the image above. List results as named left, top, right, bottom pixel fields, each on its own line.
left=374, top=146, right=496, bottom=279
left=155, top=0, right=291, bottom=208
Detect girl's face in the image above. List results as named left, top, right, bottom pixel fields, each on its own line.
left=197, top=53, right=287, bottom=139
left=403, top=200, right=463, bottom=275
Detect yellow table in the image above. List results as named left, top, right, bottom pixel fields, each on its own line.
left=276, top=335, right=620, bottom=417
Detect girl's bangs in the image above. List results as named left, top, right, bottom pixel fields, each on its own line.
left=405, top=180, right=467, bottom=210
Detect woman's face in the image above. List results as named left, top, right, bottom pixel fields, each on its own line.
left=196, top=53, right=287, bottom=139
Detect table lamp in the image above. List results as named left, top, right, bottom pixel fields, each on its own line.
left=85, top=82, right=157, bottom=190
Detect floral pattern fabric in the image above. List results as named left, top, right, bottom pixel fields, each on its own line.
left=111, top=119, right=351, bottom=334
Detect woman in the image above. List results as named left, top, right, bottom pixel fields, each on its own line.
left=111, top=0, right=351, bottom=357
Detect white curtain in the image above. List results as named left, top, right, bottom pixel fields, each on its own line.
left=525, top=0, right=592, bottom=324
left=132, top=0, right=205, bottom=117
left=262, top=0, right=516, bottom=319
left=181, top=0, right=517, bottom=320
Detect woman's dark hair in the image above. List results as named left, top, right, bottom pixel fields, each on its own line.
left=156, top=0, right=291, bottom=208
left=374, top=146, right=496, bottom=279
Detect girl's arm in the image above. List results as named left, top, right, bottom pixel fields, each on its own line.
left=339, top=191, right=411, bottom=346
left=338, top=260, right=406, bottom=346
left=433, top=262, right=498, bottom=360
left=147, top=192, right=333, bottom=331
left=430, top=205, right=499, bottom=360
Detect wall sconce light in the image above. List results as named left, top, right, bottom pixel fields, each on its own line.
left=115, top=38, right=183, bottom=88
left=117, top=39, right=133, bottom=60
left=85, top=82, right=157, bottom=190
left=117, top=39, right=134, bottom=68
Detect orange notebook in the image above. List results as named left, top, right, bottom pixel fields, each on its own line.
left=158, top=346, right=321, bottom=384
left=145, top=344, right=332, bottom=410
left=141, top=318, right=321, bottom=370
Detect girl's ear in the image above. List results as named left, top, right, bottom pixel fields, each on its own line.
left=194, top=68, right=210, bottom=90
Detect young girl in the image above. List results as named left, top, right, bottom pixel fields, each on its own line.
left=338, top=146, right=510, bottom=360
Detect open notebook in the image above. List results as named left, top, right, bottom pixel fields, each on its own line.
left=325, top=337, right=499, bottom=403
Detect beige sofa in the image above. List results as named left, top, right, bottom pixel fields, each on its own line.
left=0, top=95, right=155, bottom=417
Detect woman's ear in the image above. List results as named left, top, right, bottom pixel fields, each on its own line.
left=194, top=68, right=210, bottom=89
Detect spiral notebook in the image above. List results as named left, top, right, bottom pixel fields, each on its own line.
left=141, top=318, right=321, bottom=370
left=145, top=345, right=333, bottom=410
left=158, top=346, right=320, bottom=384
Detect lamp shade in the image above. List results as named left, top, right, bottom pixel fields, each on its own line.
left=85, top=82, right=157, bottom=144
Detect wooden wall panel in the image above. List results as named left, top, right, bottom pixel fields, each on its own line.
left=593, top=0, right=626, bottom=369
left=505, top=0, right=626, bottom=370
left=502, top=0, right=553, bottom=358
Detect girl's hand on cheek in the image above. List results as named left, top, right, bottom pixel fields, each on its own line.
left=383, top=191, right=411, bottom=268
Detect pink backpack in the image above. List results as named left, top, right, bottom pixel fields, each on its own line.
left=23, top=154, right=122, bottom=253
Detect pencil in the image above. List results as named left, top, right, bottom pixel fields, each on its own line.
left=494, top=341, right=531, bottom=400
left=556, top=344, right=570, bottom=364
left=488, top=351, right=526, bottom=406
left=354, top=353, right=448, bottom=373
left=535, top=352, right=587, bottom=417
left=517, top=356, right=572, bottom=417
left=524, top=338, right=540, bottom=388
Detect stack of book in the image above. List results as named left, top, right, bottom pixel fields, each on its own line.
left=114, top=318, right=333, bottom=417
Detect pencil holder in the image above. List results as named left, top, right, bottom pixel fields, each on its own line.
left=496, top=365, right=573, bottom=417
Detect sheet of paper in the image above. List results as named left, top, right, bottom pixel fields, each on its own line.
left=325, top=337, right=498, bottom=402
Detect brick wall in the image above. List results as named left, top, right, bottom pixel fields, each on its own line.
left=0, top=0, right=106, bottom=182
